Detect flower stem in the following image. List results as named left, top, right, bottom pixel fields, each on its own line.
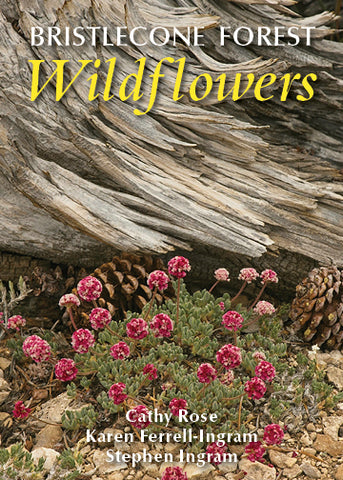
left=208, top=280, right=219, bottom=294
left=176, top=278, right=181, bottom=327
left=223, top=392, right=245, bottom=402
left=67, top=307, right=78, bottom=331
left=231, top=281, right=247, bottom=304
left=144, top=288, right=157, bottom=321
left=249, top=283, right=267, bottom=310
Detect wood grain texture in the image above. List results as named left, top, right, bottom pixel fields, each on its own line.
left=0, top=0, right=342, bottom=283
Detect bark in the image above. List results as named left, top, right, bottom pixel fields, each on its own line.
left=0, top=0, right=343, bottom=290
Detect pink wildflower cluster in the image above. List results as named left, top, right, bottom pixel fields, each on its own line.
left=221, top=311, right=243, bottom=331
left=245, top=441, right=266, bottom=462
left=77, top=276, right=102, bottom=301
left=89, top=307, right=112, bottom=330
left=238, top=268, right=259, bottom=283
left=7, top=315, right=26, bottom=331
left=219, top=302, right=225, bottom=311
left=12, top=401, right=31, bottom=419
left=206, top=442, right=228, bottom=465
left=219, top=370, right=235, bottom=386
left=71, top=329, right=95, bottom=353
left=22, top=335, right=51, bottom=363
left=263, top=424, right=284, bottom=445
left=110, top=341, right=130, bottom=360
left=161, top=466, right=188, bottom=480
left=168, top=256, right=191, bottom=278
left=197, top=363, right=217, bottom=384
left=260, top=269, right=278, bottom=284
left=147, top=270, right=169, bottom=291
left=216, top=344, right=242, bottom=370
left=126, top=317, right=149, bottom=339
left=108, top=383, right=127, bottom=405
left=150, top=313, right=173, bottom=338
left=143, top=363, right=158, bottom=380
left=252, top=351, right=266, bottom=362
left=255, top=361, right=276, bottom=382
left=214, top=268, right=230, bottom=282
left=169, top=398, right=187, bottom=416
left=254, top=301, right=275, bottom=316
left=244, top=377, right=266, bottom=400
left=55, top=358, right=78, bottom=382
left=127, top=405, right=151, bottom=429
left=58, top=294, right=80, bottom=308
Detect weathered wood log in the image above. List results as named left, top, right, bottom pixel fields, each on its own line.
left=0, top=0, right=343, bottom=292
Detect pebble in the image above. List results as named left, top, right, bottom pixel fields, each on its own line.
left=92, top=449, right=127, bottom=474
left=327, top=366, right=343, bottom=391
left=300, top=462, right=321, bottom=478
left=31, top=447, right=59, bottom=471
left=34, top=425, right=63, bottom=449
left=269, top=450, right=297, bottom=469
left=313, top=434, right=343, bottom=456
left=0, top=412, right=12, bottom=428
left=303, top=447, right=317, bottom=456
left=283, top=464, right=302, bottom=479
left=0, top=378, right=10, bottom=404
left=239, top=458, right=276, bottom=480
left=0, top=358, right=11, bottom=370
left=184, top=463, right=215, bottom=479
left=307, top=423, right=316, bottom=432
left=335, top=464, right=343, bottom=480
left=300, top=432, right=312, bottom=447
left=324, top=416, right=343, bottom=441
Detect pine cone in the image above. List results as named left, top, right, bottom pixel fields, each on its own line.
left=75, top=253, right=174, bottom=323
left=289, top=266, right=343, bottom=349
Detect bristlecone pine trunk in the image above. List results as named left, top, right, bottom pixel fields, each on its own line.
left=74, top=253, right=174, bottom=324
left=289, top=266, right=343, bottom=350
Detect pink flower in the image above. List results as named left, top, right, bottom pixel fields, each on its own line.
left=126, top=318, right=149, bottom=340
left=245, top=441, right=266, bottom=462
left=7, top=315, right=26, bottom=331
left=22, top=335, right=51, bottom=363
left=253, top=301, right=275, bottom=316
left=77, top=276, right=102, bottom=302
left=219, top=302, right=225, bottom=311
left=219, top=370, right=235, bottom=386
left=260, top=269, right=278, bottom=284
left=161, top=466, right=188, bottom=480
left=143, top=363, right=158, bottom=380
left=12, top=401, right=31, bottom=419
left=263, top=424, right=284, bottom=445
left=71, top=329, right=95, bottom=354
left=150, top=313, right=173, bottom=338
left=216, top=344, right=242, bottom=370
left=110, top=341, right=130, bottom=360
left=252, top=351, right=266, bottom=362
left=0, top=312, right=3, bottom=324
left=197, top=363, right=217, bottom=384
left=89, top=307, right=112, bottom=330
left=222, top=311, right=243, bottom=331
left=168, top=256, right=191, bottom=278
left=147, top=270, right=169, bottom=291
left=244, top=377, right=267, bottom=400
left=238, top=268, right=259, bottom=283
left=55, top=358, right=78, bottom=382
left=127, top=405, right=151, bottom=429
left=255, top=361, right=276, bottom=382
left=108, top=383, right=127, bottom=405
left=214, top=268, right=230, bottom=282
left=58, top=294, right=80, bottom=308
left=206, top=441, right=228, bottom=465
left=169, top=398, right=188, bottom=416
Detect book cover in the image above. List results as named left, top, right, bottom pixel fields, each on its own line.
left=0, top=1, right=342, bottom=479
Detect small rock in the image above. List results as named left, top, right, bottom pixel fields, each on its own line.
left=108, top=474, right=125, bottom=480
left=0, top=358, right=11, bottom=370
left=300, top=432, right=312, bottom=447
left=93, top=449, right=127, bottom=474
left=217, top=461, right=238, bottom=474
left=307, top=423, right=316, bottom=432
left=229, top=444, right=245, bottom=456
left=313, top=434, right=343, bottom=456
left=303, top=447, right=317, bottom=456
left=31, top=447, right=59, bottom=471
left=35, top=425, right=63, bottom=449
left=269, top=450, right=297, bottom=468
left=142, top=462, right=159, bottom=475
left=184, top=463, right=215, bottom=479
left=0, top=412, right=12, bottom=428
left=142, top=476, right=156, bottom=480
left=300, top=462, right=321, bottom=478
left=283, top=464, right=302, bottom=479
left=0, top=378, right=10, bottom=404
left=34, top=392, right=73, bottom=424
left=323, top=416, right=343, bottom=441
left=130, top=442, right=147, bottom=454
left=335, top=464, right=343, bottom=480
left=239, top=458, right=276, bottom=480
left=327, top=366, right=343, bottom=391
